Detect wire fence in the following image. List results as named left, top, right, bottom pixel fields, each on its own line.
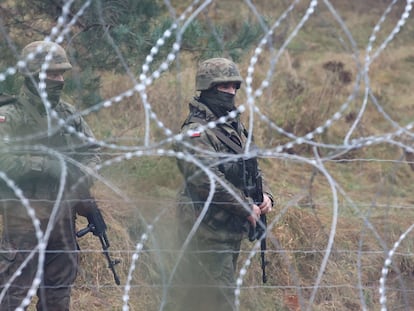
left=1, top=1, right=414, bottom=310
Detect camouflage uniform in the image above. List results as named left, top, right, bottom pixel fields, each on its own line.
left=171, top=58, right=272, bottom=311
left=0, top=41, right=99, bottom=311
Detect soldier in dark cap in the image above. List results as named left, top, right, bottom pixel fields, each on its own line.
left=0, top=41, right=100, bottom=311
left=172, top=58, right=274, bottom=311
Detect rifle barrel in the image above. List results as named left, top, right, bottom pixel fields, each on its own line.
left=99, top=234, right=121, bottom=285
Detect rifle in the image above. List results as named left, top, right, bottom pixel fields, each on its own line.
left=243, top=157, right=268, bottom=283
left=76, top=197, right=121, bottom=285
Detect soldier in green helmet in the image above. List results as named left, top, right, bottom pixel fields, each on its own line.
left=171, top=58, right=274, bottom=311
left=0, top=41, right=100, bottom=310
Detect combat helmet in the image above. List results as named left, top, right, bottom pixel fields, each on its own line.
left=195, top=58, right=243, bottom=91
left=19, top=41, right=72, bottom=76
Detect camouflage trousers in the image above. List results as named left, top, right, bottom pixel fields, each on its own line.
left=167, top=222, right=242, bottom=311
left=0, top=199, right=79, bottom=311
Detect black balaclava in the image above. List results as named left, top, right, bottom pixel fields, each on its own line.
left=25, top=76, right=64, bottom=109
left=199, top=86, right=236, bottom=118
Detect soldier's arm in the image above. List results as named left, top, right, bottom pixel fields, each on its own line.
left=58, top=102, right=101, bottom=186
left=0, top=108, right=47, bottom=180
left=73, top=113, right=100, bottom=170
left=76, top=116, right=101, bottom=188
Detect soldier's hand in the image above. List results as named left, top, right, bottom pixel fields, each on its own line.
left=74, top=199, right=93, bottom=217
left=259, top=194, right=273, bottom=214
left=247, top=204, right=261, bottom=227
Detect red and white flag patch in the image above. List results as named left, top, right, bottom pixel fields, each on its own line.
left=191, top=131, right=201, bottom=137
left=0, top=116, right=6, bottom=123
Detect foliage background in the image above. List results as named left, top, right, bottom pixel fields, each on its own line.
left=1, top=0, right=414, bottom=310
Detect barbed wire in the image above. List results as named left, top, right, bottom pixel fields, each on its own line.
left=1, top=0, right=414, bottom=310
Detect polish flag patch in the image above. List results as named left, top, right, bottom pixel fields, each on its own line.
left=190, top=131, right=201, bottom=137
left=0, top=116, right=5, bottom=123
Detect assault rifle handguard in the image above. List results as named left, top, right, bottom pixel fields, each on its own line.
left=76, top=198, right=121, bottom=285
left=243, top=158, right=268, bottom=284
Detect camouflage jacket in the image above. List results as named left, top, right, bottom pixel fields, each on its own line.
left=175, top=98, right=272, bottom=239
left=0, top=85, right=100, bottom=198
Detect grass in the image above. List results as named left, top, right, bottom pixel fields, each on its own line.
left=13, top=1, right=414, bottom=310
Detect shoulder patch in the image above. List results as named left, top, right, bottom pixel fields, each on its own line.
left=0, top=115, right=6, bottom=123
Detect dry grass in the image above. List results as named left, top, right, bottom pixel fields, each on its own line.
left=75, top=47, right=414, bottom=309
left=21, top=1, right=414, bottom=310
